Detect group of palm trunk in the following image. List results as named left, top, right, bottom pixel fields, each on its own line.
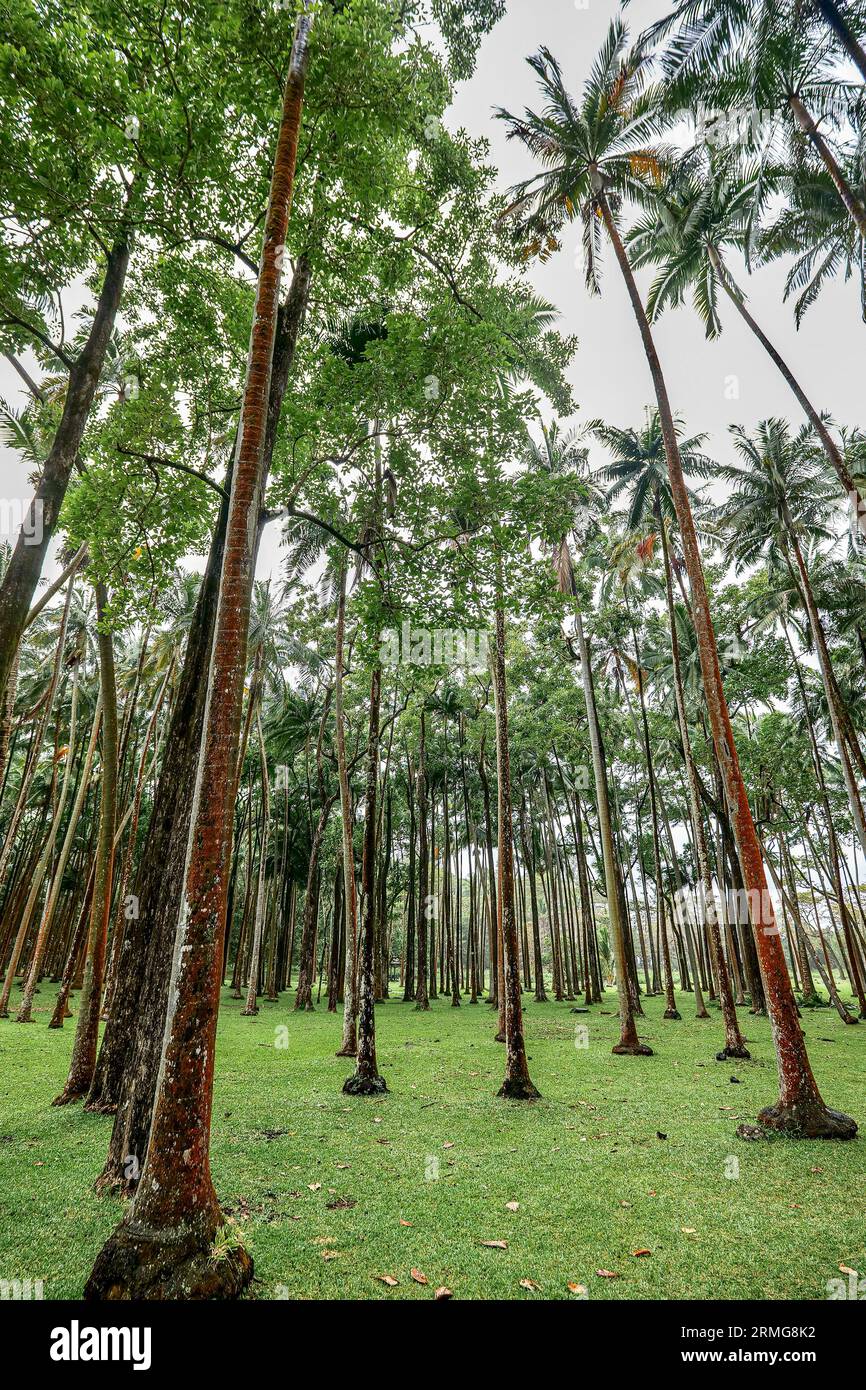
left=1, top=6, right=864, bottom=1302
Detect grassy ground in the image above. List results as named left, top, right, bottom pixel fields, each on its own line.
left=1, top=983, right=865, bottom=1301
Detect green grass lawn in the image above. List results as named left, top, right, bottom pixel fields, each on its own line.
left=1, top=984, right=865, bottom=1300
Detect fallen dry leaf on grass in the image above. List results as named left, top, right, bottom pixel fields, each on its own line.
left=631, top=1249, right=651, bottom=1257
left=480, top=1240, right=508, bottom=1250
left=519, top=1278, right=540, bottom=1291
left=410, top=1269, right=428, bottom=1285
left=681, top=1227, right=697, bottom=1234
left=399, top=1219, right=412, bottom=1227
left=596, top=1269, right=619, bottom=1278
left=839, top=1264, right=857, bottom=1276
left=308, top=1183, right=321, bottom=1191
left=568, top=1282, right=588, bottom=1296
left=505, top=1201, right=520, bottom=1212
left=434, top=1286, right=453, bottom=1300
left=375, top=1274, right=399, bottom=1287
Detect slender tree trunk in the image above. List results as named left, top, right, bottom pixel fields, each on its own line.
left=343, top=664, right=387, bottom=1095
left=86, top=17, right=313, bottom=1299
left=492, top=595, right=539, bottom=1099
left=659, top=520, right=749, bottom=1056
left=569, top=573, right=650, bottom=1055
left=520, top=796, right=548, bottom=1002
left=628, top=606, right=679, bottom=1018
left=601, top=191, right=854, bottom=1136
left=414, top=710, right=430, bottom=1011
left=403, top=757, right=417, bottom=1002
left=335, top=562, right=359, bottom=1051
left=242, top=715, right=271, bottom=1015
left=294, top=798, right=333, bottom=1010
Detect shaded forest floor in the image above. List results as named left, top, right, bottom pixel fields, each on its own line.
left=2, top=985, right=865, bottom=1300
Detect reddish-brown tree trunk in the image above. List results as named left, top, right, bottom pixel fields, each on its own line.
left=85, top=17, right=313, bottom=1299
left=601, top=193, right=854, bottom=1137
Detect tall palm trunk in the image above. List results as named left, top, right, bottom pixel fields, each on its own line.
left=242, top=715, right=271, bottom=1015
left=601, top=191, right=854, bottom=1137
left=343, top=433, right=387, bottom=1093
left=519, top=796, right=548, bottom=1002
left=294, top=796, right=334, bottom=1008
left=627, top=607, right=680, bottom=1018
left=86, top=15, right=313, bottom=1300
left=343, top=662, right=388, bottom=1095
left=478, top=737, right=498, bottom=1006
left=568, top=560, right=650, bottom=1055
left=659, top=520, right=749, bottom=1057
left=414, top=710, right=430, bottom=1010
left=492, top=596, right=540, bottom=1099
left=335, top=561, right=359, bottom=1052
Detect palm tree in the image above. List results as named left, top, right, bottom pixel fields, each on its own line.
left=716, top=419, right=866, bottom=861
left=86, top=12, right=313, bottom=1300
left=760, top=156, right=866, bottom=326
left=500, top=22, right=854, bottom=1135
left=643, top=0, right=866, bottom=237
left=523, top=418, right=651, bottom=1055
left=627, top=160, right=866, bottom=537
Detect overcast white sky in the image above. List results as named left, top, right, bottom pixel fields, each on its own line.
left=2, top=0, right=862, bottom=584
